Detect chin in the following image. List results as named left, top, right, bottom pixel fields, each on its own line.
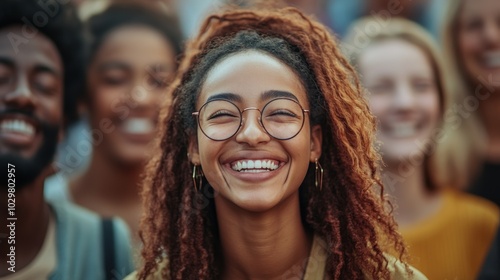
left=110, top=152, right=148, bottom=167
left=230, top=189, right=292, bottom=213
left=234, top=200, right=280, bottom=213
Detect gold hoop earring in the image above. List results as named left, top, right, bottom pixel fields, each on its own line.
left=315, top=158, right=323, bottom=191
left=192, top=165, right=204, bottom=192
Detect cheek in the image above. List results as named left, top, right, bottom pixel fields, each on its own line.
left=419, top=92, right=441, bottom=126
left=197, top=138, right=221, bottom=165
left=40, top=96, right=63, bottom=124
left=288, top=132, right=313, bottom=162
left=368, top=95, right=390, bottom=118
left=458, top=30, right=481, bottom=57
left=90, top=87, right=127, bottom=116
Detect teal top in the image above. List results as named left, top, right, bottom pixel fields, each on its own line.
left=49, top=201, right=135, bottom=280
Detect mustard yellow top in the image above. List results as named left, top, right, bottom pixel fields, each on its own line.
left=400, top=190, right=499, bottom=280
left=124, top=234, right=427, bottom=279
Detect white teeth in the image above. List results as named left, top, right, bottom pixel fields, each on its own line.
left=388, top=124, right=417, bottom=138
left=0, top=119, right=35, bottom=136
left=231, top=159, right=279, bottom=172
left=483, top=51, right=500, bottom=67
left=122, top=118, right=154, bottom=134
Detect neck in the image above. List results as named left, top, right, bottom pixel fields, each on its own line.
left=479, top=90, right=500, bottom=161
left=382, top=160, right=442, bottom=228
left=216, top=192, right=312, bottom=280
left=71, top=150, right=143, bottom=204
left=0, top=170, right=51, bottom=276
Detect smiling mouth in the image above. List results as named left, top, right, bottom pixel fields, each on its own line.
left=121, top=118, right=155, bottom=134
left=231, top=159, right=280, bottom=172
left=1, top=119, right=35, bottom=136
left=383, top=122, right=424, bottom=138
left=483, top=51, right=500, bottom=68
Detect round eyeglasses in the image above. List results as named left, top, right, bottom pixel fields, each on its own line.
left=192, top=98, right=310, bottom=141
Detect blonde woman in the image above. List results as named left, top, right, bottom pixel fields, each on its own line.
left=344, top=17, right=499, bottom=279
left=439, top=0, right=500, bottom=205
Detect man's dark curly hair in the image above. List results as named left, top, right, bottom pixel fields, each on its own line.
left=0, top=0, right=84, bottom=126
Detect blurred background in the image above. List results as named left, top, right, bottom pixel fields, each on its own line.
left=30, top=0, right=500, bottom=278
left=56, top=0, right=450, bottom=176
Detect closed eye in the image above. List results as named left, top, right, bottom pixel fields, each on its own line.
left=208, top=110, right=239, bottom=120
left=267, top=109, right=298, bottom=118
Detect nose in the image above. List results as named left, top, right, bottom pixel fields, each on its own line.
left=392, top=84, right=415, bottom=111
left=235, top=108, right=271, bottom=145
left=127, top=77, right=159, bottom=111
left=4, top=76, right=35, bottom=110
left=482, top=20, right=500, bottom=47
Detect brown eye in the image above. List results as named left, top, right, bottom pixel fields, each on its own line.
left=463, top=18, right=484, bottom=31
left=369, top=84, right=393, bottom=94
left=146, top=64, right=172, bottom=90
left=0, top=64, right=13, bottom=87
left=102, top=69, right=128, bottom=87
left=33, top=72, right=59, bottom=95
left=413, top=82, right=432, bottom=92
left=147, top=74, right=169, bottom=89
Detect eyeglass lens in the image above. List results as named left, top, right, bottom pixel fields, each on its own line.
left=197, top=98, right=306, bottom=141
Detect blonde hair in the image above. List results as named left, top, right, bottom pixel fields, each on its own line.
left=342, top=16, right=450, bottom=191
left=438, top=0, right=487, bottom=189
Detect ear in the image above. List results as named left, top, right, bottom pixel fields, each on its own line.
left=309, top=124, right=322, bottom=162
left=188, top=133, right=200, bottom=165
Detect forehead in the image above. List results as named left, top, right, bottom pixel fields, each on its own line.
left=460, top=0, right=500, bottom=19
left=199, top=50, right=307, bottom=106
left=92, top=25, right=176, bottom=70
left=0, top=25, right=62, bottom=75
left=359, top=39, right=433, bottom=79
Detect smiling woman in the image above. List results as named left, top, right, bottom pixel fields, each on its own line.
left=44, top=2, right=184, bottom=253
left=344, top=16, right=499, bottom=279
left=438, top=0, right=500, bottom=206
left=127, top=6, right=427, bottom=280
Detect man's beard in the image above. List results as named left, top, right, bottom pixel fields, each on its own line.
left=0, top=122, right=59, bottom=190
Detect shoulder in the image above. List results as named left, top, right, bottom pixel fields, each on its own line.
left=49, top=201, right=135, bottom=278
left=447, top=190, right=499, bottom=227
left=50, top=201, right=132, bottom=236
left=385, top=254, right=428, bottom=280
left=50, top=200, right=101, bottom=229
left=44, top=173, right=71, bottom=202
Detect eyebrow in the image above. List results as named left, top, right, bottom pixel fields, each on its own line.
left=98, top=61, right=129, bottom=72
left=34, top=64, right=60, bottom=77
left=206, top=90, right=299, bottom=104
left=0, top=56, right=60, bottom=77
left=206, top=92, right=242, bottom=103
left=261, top=90, right=299, bottom=102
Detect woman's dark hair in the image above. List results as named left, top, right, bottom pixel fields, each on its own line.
left=139, top=7, right=408, bottom=280
left=86, top=3, right=183, bottom=68
left=180, top=30, right=324, bottom=132
left=0, top=0, right=85, bottom=126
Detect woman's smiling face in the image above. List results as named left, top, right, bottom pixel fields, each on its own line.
left=190, top=50, right=322, bottom=213
left=359, top=39, right=440, bottom=165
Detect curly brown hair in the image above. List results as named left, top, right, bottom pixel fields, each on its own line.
left=138, top=6, right=407, bottom=280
